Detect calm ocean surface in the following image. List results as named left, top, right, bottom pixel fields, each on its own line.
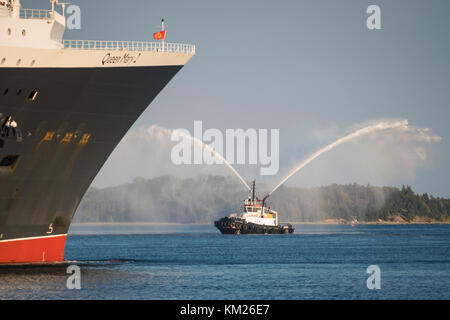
left=1, top=224, right=450, bottom=300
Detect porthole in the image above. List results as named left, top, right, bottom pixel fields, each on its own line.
left=17, top=89, right=22, bottom=95
left=30, top=60, right=35, bottom=67
left=7, top=28, right=11, bottom=36
left=27, top=90, right=38, bottom=101
left=22, top=29, right=26, bottom=36
left=0, top=155, right=21, bottom=171
left=1, top=58, right=5, bottom=65
left=3, top=88, right=8, bottom=96
left=16, top=59, right=21, bottom=66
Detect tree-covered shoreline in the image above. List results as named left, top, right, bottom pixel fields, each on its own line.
left=74, top=175, right=450, bottom=223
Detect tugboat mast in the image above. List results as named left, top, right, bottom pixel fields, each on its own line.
left=251, top=180, right=256, bottom=202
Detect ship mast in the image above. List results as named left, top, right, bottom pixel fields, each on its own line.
left=10, top=0, right=21, bottom=18
left=161, top=19, right=165, bottom=45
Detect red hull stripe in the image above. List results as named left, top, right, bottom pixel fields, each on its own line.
left=0, top=234, right=67, bottom=264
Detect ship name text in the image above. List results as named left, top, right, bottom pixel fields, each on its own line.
left=102, top=53, right=141, bottom=65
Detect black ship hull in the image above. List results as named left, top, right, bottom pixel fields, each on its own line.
left=214, top=217, right=294, bottom=235
left=0, top=65, right=183, bottom=263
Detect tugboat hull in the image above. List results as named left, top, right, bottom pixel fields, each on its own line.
left=214, top=217, right=294, bottom=235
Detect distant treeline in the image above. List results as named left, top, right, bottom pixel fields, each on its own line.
left=74, top=175, right=450, bottom=223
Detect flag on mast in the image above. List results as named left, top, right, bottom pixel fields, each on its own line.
left=153, top=19, right=166, bottom=40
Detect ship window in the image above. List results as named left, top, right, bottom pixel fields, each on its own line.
left=27, top=90, right=38, bottom=101
left=0, top=155, right=20, bottom=169
left=17, top=89, right=22, bottom=95
left=30, top=60, right=35, bottom=67
left=1, top=58, right=5, bottom=65
left=16, top=59, right=21, bottom=66
left=3, top=88, right=8, bottom=95
left=7, top=28, right=11, bottom=36
left=22, top=29, right=26, bottom=36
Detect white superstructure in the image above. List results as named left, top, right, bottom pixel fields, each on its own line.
left=231, top=193, right=279, bottom=227
left=0, top=0, right=195, bottom=68
left=0, top=0, right=65, bottom=50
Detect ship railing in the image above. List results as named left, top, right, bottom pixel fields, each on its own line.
left=20, top=8, right=53, bottom=20
left=63, top=40, right=196, bottom=55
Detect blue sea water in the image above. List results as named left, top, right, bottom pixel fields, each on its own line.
left=1, top=224, right=450, bottom=300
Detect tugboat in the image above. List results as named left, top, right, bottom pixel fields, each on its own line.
left=214, top=181, right=294, bottom=235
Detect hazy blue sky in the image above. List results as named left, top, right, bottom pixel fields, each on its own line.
left=24, top=0, right=450, bottom=197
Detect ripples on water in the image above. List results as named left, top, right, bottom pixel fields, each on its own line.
left=1, top=224, right=450, bottom=300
